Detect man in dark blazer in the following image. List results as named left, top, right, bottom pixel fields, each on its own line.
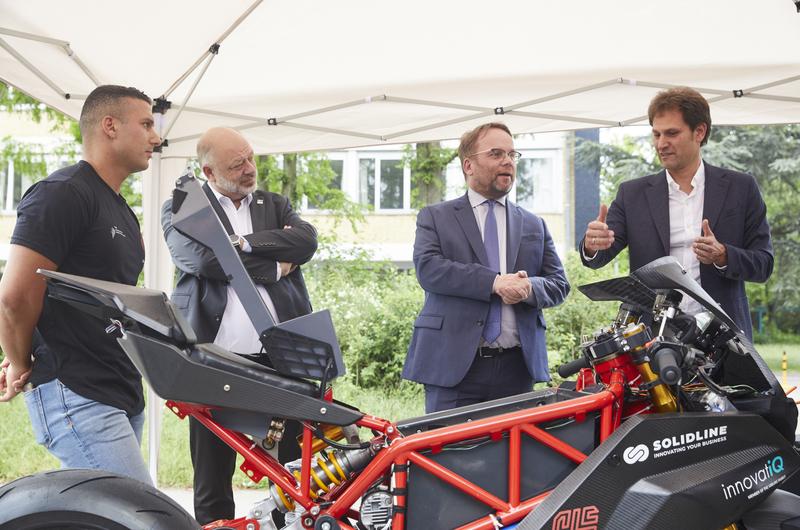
left=403, top=122, right=570, bottom=413
left=581, top=87, right=773, bottom=340
left=161, top=127, right=317, bottom=524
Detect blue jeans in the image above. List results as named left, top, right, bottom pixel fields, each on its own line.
left=23, top=378, right=151, bottom=485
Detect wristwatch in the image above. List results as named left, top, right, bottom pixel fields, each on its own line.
left=229, top=234, right=243, bottom=248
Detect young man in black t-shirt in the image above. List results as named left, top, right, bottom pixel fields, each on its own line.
left=0, top=85, right=161, bottom=484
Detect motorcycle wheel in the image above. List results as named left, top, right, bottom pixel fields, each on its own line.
left=0, top=469, right=200, bottom=530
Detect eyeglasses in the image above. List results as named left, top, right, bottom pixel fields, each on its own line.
left=468, top=148, right=522, bottom=163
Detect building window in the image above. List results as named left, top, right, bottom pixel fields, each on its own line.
left=359, top=156, right=408, bottom=211
left=329, top=159, right=344, bottom=190
left=307, top=158, right=344, bottom=209
left=0, top=160, right=34, bottom=213
left=359, top=158, right=375, bottom=206
left=379, top=160, right=403, bottom=209
left=515, top=151, right=562, bottom=214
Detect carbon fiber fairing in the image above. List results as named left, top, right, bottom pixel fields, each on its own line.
left=518, top=412, right=800, bottom=530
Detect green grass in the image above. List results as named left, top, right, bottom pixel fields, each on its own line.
left=0, top=394, right=60, bottom=479
left=751, top=343, right=799, bottom=372
left=0, top=379, right=424, bottom=487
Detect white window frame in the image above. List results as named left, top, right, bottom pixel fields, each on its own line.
left=511, top=148, right=564, bottom=214
left=358, top=152, right=411, bottom=212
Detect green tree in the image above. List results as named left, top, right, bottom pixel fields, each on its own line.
left=0, top=82, right=146, bottom=211
left=1, top=82, right=82, bottom=193
left=404, top=142, right=457, bottom=208
left=0, top=83, right=80, bottom=138
left=575, top=133, right=659, bottom=204
left=704, top=125, right=800, bottom=336
left=255, top=152, right=364, bottom=233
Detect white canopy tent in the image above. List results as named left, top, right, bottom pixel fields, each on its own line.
left=2, top=0, right=800, bottom=482
left=3, top=0, right=800, bottom=290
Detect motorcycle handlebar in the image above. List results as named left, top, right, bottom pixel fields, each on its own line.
left=652, top=347, right=682, bottom=385
left=557, top=356, right=590, bottom=379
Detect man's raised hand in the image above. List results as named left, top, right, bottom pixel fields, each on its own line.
left=583, top=204, right=615, bottom=254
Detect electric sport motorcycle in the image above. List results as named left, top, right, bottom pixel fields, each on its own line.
left=1, top=174, right=799, bottom=530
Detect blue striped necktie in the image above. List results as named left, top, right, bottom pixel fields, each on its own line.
left=482, top=199, right=501, bottom=343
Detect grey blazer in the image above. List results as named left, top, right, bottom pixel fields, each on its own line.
left=161, top=184, right=318, bottom=344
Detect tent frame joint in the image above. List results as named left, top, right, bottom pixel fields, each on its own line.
left=153, top=97, right=172, bottom=114
left=154, top=138, right=169, bottom=153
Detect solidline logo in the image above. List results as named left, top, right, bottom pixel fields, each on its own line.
left=622, top=444, right=649, bottom=464
left=721, top=456, right=785, bottom=500
left=623, top=425, right=729, bottom=464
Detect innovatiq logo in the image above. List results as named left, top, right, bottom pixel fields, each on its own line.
left=721, top=455, right=785, bottom=501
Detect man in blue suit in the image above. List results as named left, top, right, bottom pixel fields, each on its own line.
left=581, top=87, right=773, bottom=340
left=403, top=122, right=570, bottom=413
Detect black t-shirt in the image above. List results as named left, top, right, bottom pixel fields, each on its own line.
left=11, top=161, right=146, bottom=416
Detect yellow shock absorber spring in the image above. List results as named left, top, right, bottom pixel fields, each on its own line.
left=278, top=449, right=351, bottom=503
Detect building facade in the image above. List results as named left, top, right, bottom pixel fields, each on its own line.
left=0, top=116, right=578, bottom=267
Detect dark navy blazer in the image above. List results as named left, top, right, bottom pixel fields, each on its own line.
left=402, top=193, right=570, bottom=387
left=581, top=162, right=773, bottom=339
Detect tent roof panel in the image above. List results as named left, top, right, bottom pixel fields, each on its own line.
left=2, top=0, right=799, bottom=156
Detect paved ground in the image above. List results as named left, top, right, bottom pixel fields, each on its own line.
left=161, top=487, right=268, bottom=520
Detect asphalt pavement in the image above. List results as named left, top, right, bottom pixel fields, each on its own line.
left=161, top=487, right=268, bottom=521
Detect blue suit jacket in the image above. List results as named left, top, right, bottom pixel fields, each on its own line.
left=581, top=163, right=773, bottom=339
left=402, top=194, right=570, bottom=387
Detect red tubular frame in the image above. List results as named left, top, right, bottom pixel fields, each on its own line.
left=169, top=370, right=625, bottom=530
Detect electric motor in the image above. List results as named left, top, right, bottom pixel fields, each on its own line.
left=359, top=489, right=393, bottom=530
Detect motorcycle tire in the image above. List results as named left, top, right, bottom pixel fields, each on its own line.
left=0, top=469, right=200, bottom=530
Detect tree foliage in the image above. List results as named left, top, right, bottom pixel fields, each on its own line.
left=403, top=142, right=457, bottom=208
left=0, top=83, right=80, bottom=139
left=255, top=153, right=364, bottom=233
left=1, top=82, right=82, bottom=196
left=305, top=248, right=629, bottom=389
left=705, top=125, right=800, bottom=335
left=575, top=133, right=659, bottom=204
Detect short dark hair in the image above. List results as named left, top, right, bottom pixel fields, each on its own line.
left=648, top=87, right=712, bottom=146
left=458, top=122, right=512, bottom=176
left=79, top=85, right=152, bottom=138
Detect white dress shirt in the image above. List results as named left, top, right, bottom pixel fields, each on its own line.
left=666, top=162, right=705, bottom=315
left=468, top=188, right=520, bottom=349
left=209, top=187, right=281, bottom=354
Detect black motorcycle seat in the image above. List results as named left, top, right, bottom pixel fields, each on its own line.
left=188, top=343, right=319, bottom=397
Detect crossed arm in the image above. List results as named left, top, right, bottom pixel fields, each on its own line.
left=160, top=198, right=318, bottom=285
